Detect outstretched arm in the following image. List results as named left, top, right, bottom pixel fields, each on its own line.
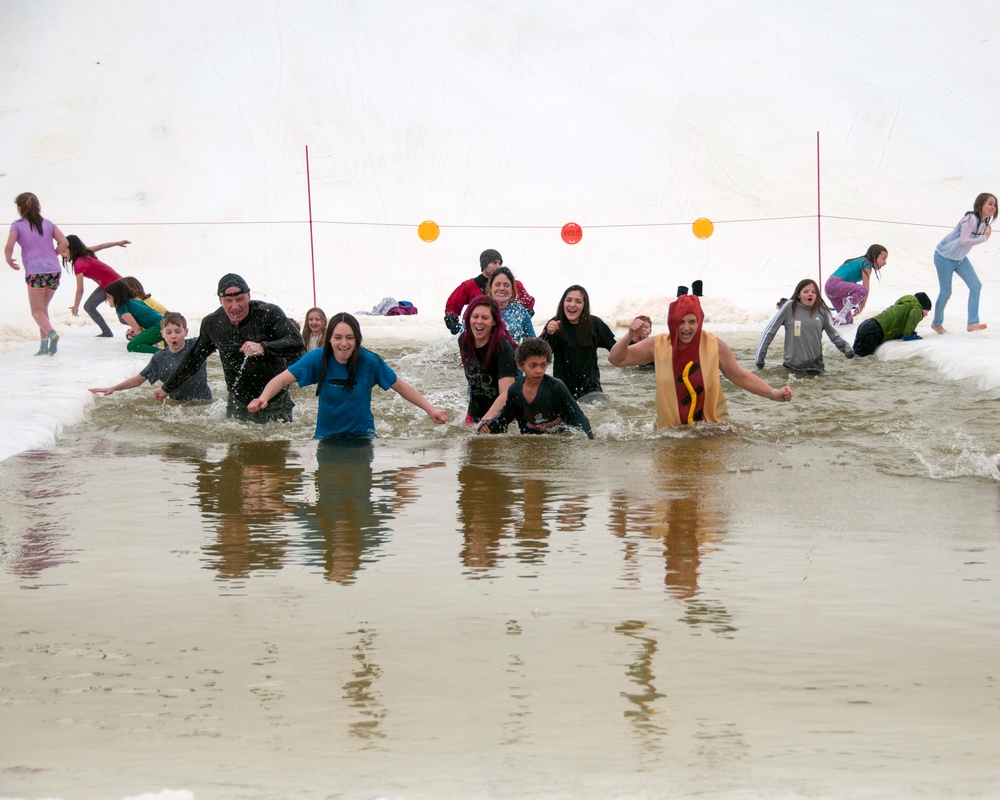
left=718, top=339, right=792, bottom=402
left=391, top=378, right=447, bottom=424
left=608, top=319, right=655, bottom=366
left=248, top=370, right=298, bottom=413
left=90, top=240, right=131, bottom=252
left=89, top=374, right=147, bottom=396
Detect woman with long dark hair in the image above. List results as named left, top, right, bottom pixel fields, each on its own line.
left=61, top=234, right=130, bottom=337
left=5, top=192, right=68, bottom=354
left=458, top=295, right=517, bottom=423
left=540, top=284, right=617, bottom=402
left=248, top=312, right=447, bottom=437
left=930, top=192, right=996, bottom=334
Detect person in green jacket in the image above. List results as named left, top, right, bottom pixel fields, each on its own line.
left=853, top=292, right=932, bottom=357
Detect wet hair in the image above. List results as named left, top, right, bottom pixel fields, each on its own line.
left=972, top=193, right=997, bottom=224
left=487, top=267, right=517, bottom=302
left=636, top=315, right=652, bottom=326
left=864, top=244, right=887, bottom=268
left=14, top=192, right=43, bottom=236
left=160, top=311, right=188, bottom=330
left=552, top=285, right=596, bottom=347
left=791, top=278, right=830, bottom=317
left=459, top=295, right=513, bottom=374
left=105, top=278, right=138, bottom=309
left=122, top=276, right=151, bottom=300
left=317, top=312, right=363, bottom=396
left=839, top=244, right=886, bottom=284
left=515, top=337, right=552, bottom=366
left=301, top=307, right=328, bottom=341
left=62, top=234, right=95, bottom=268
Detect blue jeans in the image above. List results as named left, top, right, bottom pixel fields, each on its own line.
left=933, top=251, right=981, bottom=326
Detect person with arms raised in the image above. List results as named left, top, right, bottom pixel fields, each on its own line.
left=610, top=283, right=791, bottom=429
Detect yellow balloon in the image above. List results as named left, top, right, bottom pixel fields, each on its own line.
left=692, top=217, right=714, bottom=239
left=418, top=220, right=440, bottom=242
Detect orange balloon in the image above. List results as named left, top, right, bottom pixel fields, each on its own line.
left=561, top=222, right=583, bottom=245
left=418, top=220, right=440, bottom=242
left=692, top=217, right=714, bottom=239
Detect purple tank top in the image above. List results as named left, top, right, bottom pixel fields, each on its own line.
left=10, top=217, right=59, bottom=274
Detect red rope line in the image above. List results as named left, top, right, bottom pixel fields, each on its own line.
left=59, top=213, right=953, bottom=230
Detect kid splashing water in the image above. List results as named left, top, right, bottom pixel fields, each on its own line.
left=89, top=312, right=211, bottom=402
left=477, top=338, right=593, bottom=438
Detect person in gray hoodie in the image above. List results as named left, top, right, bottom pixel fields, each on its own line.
left=756, top=278, right=854, bottom=373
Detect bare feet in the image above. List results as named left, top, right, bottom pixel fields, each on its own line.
left=931, top=324, right=946, bottom=335
left=967, top=323, right=987, bottom=332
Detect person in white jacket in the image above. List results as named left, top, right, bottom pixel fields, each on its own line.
left=932, top=192, right=996, bottom=334
left=756, top=278, right=854, bottom=373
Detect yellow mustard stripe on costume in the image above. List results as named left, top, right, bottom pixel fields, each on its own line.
left=681, top=361, right=697, bottom=425
left=653, top=332, right=729, bottom=430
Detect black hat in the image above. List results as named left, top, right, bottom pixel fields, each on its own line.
left=218, top=273, right=250, bottom=296
left=480, top=249, right=503, bottom=271
left=914, top=292, right=932, bottom=311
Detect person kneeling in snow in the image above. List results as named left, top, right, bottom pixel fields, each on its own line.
left=852, top=292, right=932, bottom=357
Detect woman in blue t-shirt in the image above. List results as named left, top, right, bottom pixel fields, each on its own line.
left=248, top=312, right=447, bottom=438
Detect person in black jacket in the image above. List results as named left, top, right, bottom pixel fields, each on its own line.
left=155, top=273, right=305, bottom=422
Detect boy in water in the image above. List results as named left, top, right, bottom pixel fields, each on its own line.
left=477, top=338, right=593, bottom=438
left=89, top=312, right=212, bottom=402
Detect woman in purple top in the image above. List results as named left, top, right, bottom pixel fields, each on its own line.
left=5, top=192, right=68, bottom=355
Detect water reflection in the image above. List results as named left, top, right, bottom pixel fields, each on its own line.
left=296, top=439, right=444, bottom=584
left=343, top=625, right=386, bottom=744
left=457, top=442, right=570, bottom=574
left=609, top=439, right=735, bottom=635
left=1, top=450, right=78, bottom=583
left=193, top=441, right=302, bottom=578
left=616, top=619, right=668, bottom=746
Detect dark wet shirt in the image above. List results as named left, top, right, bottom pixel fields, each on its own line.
left=161, top=300, right=305, bottom=418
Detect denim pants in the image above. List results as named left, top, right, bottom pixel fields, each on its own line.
left=933, top=251, right=981, bottom=326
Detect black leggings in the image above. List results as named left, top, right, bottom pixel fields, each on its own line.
left=852, top=319, right=885, bottom=357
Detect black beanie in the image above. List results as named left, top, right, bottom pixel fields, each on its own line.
left=914, top=292, right=932, bottom=311
left=480, top=249, right=502, bottom=271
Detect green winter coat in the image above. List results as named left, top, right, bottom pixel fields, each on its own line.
left=873, top=295, right=925, bottom=339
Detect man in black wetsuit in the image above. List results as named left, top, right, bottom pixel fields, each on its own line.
left=155, top=273, right=305, bottom=422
